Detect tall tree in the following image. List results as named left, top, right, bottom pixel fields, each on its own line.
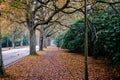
left=0, top=0, right=7, bottom=77
left=0, top=22, right=6, bottom=77
left=10, top=0, right=72, bottom=54
left=0, top=13, right=6, bottom=78
left=11, top=27, right=16, bottom=48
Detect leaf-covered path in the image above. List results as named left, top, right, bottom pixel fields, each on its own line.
left=1, top=46, right=116, bottom=80
left=32, top=46, right=74, bottom=80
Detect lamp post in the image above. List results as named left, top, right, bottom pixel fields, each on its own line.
left=84, top=0, right=88, bottom=80
left=31, top=0, right=37, bottom=11
left=58, top=29, right=61, bottom=34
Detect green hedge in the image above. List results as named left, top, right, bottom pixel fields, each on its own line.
left=54, top=16, right=120, bottom=67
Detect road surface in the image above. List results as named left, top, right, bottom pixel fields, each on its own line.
left=2, top=46, right=39, bottom=67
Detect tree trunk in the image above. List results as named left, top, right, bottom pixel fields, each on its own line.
left=20, top=33, right=23, bottom=47
left=39, top=25, right=44, bottom=51
left=47, top=37, right=51, bottom=46
left=44, top=37, right=47, bottom=48
left=29, top=29, right=37, bottom=55
left=0, top=28, right=6, bottom=77
left=12, top=27, right=15, bottom=48
left=6, top=35, right=9, bottom=47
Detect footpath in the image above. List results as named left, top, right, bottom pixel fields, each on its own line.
left=1, top=46, right=116, bottom=80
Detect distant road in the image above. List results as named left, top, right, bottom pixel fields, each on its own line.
left=2, top=46, right=39, bottom=67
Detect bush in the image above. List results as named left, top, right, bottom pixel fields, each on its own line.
left=54, top=33, right=64, bottom=48
left=94, top=13, right=120, bottom=67
left=54, top=15, right=120, bottom=68
left=54, top=19, right=93, bottom=54
left=62, top=29, right=84, bottom=52
left=60, top=19, right=85, bottom=52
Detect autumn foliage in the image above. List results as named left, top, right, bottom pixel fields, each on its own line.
left=0, top=46, right=118, bottom=80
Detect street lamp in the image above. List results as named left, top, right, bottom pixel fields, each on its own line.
left=84, top=0, right=88, bottom=80
left=33, top=0, right=37, bottom=4
left=31, top=0, right=37, bottom=11
left=58, top=29, right=61, bottom=33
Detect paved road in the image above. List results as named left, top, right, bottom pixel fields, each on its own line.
left=2, top=46, right=39, bottom=67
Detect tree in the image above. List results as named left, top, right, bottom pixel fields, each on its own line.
left=9, top=0, right=85, bottom=55
left=0, top=0, right=7, bottom=76
left=11, top=27, right=16, bottom=48
left=9, top=0, right=67, bottom=54
left=0, top=23, right=6, bottom=77
left=0, top=5, right=6, bottom=77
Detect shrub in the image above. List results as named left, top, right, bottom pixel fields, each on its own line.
left=94, top=13, right=120, bottom=67
left=54, top=33, right=64, bottom=48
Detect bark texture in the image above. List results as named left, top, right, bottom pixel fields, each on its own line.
left=30, top=29, right=36, bottom=55
left=39, top=25, right=44, bottom=51
left=0, top=29, right=6, bottom=77
left=20, top=33, right=24, bottom=46
left=44, top=37, right=47, bottom=48
left=12, top=27, right=16, bottom=48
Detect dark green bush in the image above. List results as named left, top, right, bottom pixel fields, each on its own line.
left=54, top=19, right=93, bottom=54
left=54, top=13, right=120, bottom=68
left=54, top=33, right=64, bottom=48
left=62, top=29, right=84, bottom=52
left=61, top=19, right=85, bottom=52
left=94, top=13, right=120, bottom=67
